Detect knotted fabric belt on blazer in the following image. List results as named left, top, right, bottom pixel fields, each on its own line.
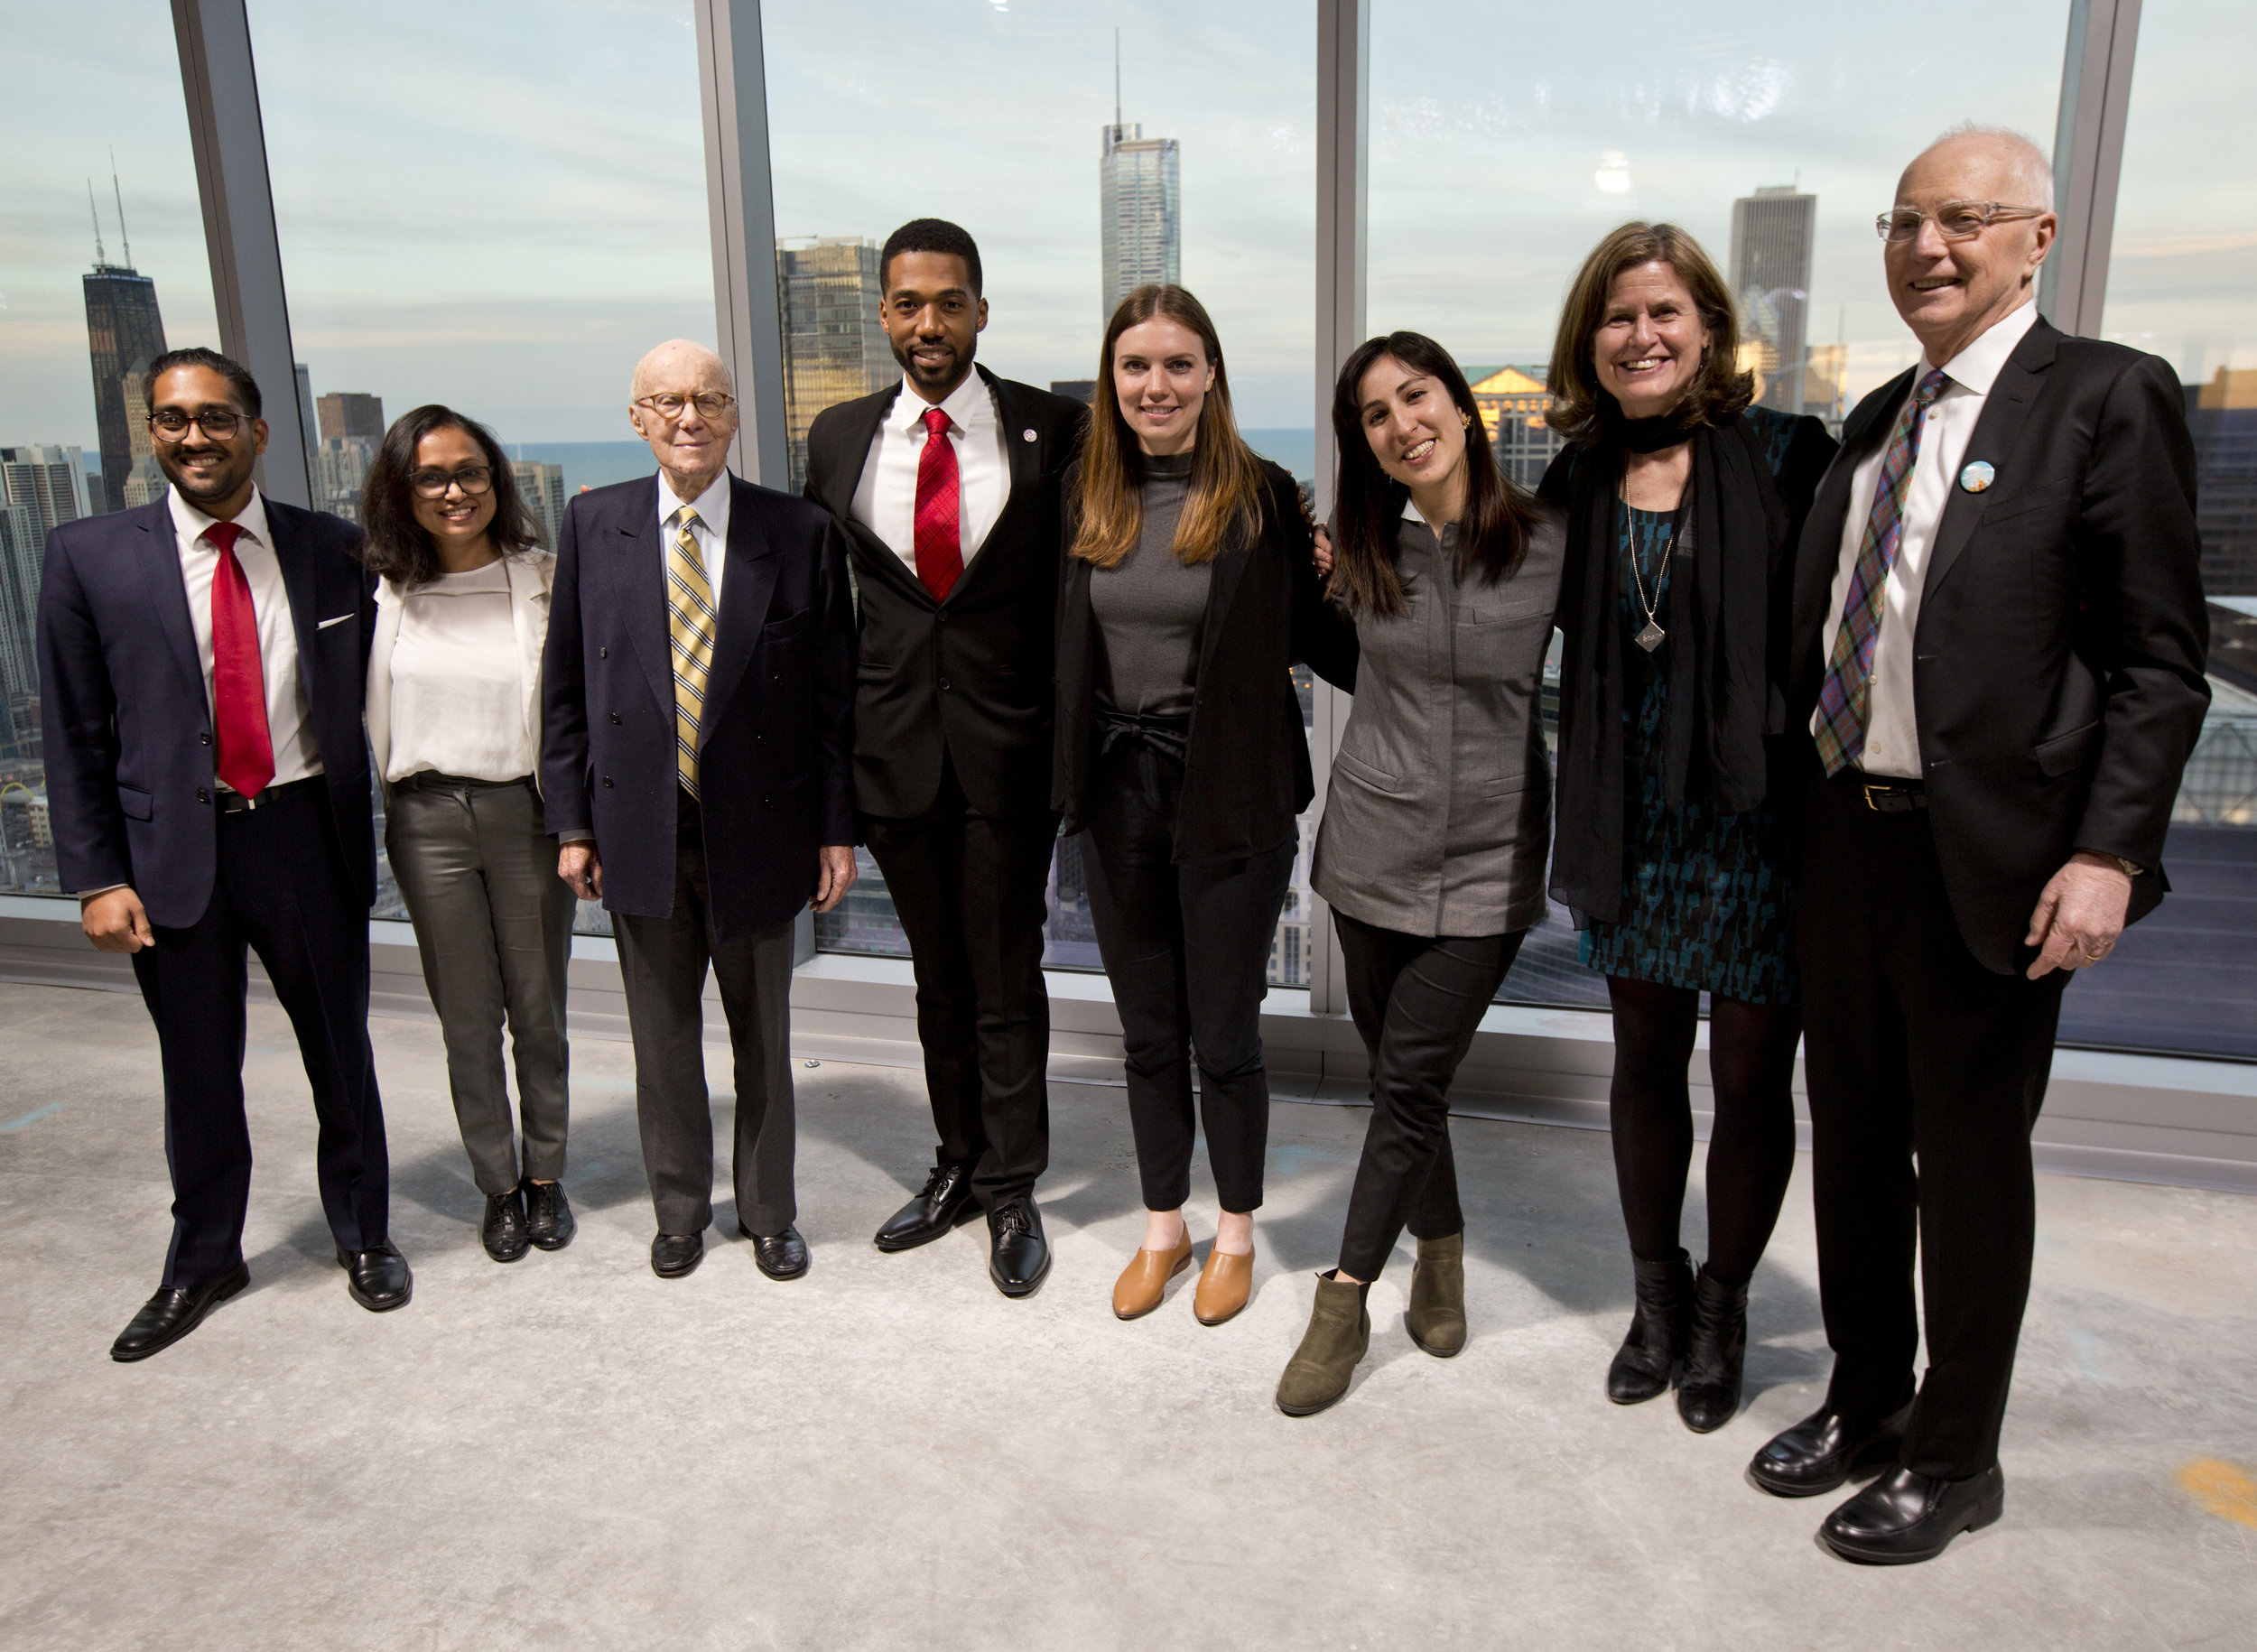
left=1094, top=708, right=1193, bottom=816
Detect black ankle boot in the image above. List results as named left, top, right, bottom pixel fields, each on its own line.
left=1677, top=1264, right=1749, bottom=1433
left=1607, top=1248, right=1693, bottom=1404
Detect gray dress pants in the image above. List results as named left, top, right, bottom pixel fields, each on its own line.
left=385, top=774, right=575, bottom=1195
left=611, top=791, right=797, bottom=1239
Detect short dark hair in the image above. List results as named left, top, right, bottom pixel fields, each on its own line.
left=357, top=404, right=540, bottom=587
left=144, top=347, right=262, bottom=417
left=880, top=218, right=982, bottom=297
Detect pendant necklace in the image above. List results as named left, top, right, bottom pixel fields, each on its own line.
left=1621, top=471, right=1686, bottom=654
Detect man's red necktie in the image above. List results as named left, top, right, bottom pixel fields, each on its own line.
left=912, top=405, right=963, bottom=601
left=205, top=521, right=274, bottom=798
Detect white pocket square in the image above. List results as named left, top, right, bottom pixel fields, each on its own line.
left=317, top=613, right=355, bottom=630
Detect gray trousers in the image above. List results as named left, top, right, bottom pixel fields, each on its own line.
left=612, top=796, right=796, bottom=1238
left=385, top=774, right=576, bottom=1196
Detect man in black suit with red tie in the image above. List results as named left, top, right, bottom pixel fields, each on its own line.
left=803, top=219, right=1087, bottom=1296
left=1748, top=126, right=2209, bottom=1563
left=40, top=348, right=405, bottom=1360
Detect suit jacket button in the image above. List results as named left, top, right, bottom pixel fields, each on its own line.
left=197, top=788, right=210, bottom=803
left=938, top=679, right=951, bottom=691
left=935, top=611, right=947, bottom=624
left=762, top=796, right=771, bottom=807
left=601, top=776, right=613, bottom=788
left=199, top=732, right=211, bottom=747
left=755, top=733, right=766, bottom=745
left=609, top=711, right=622, bottom=724
left=599, top=645, right=608, bottom=658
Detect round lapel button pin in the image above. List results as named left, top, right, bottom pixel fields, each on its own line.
left=1021, top=428, right=1037, bottom=442
left=1960, top=460, right=1995, bottom=493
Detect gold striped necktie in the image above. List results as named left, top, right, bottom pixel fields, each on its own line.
left=666, top=505, right=717, bottom=796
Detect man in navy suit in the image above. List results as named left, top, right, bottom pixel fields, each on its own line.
left=39, top=347, right=406, bottom=1361
left=543, top=339, right=856, bottom=1281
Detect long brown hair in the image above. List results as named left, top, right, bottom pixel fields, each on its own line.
left=1071, top=283, right=1267, bottom=569
left=1546, top=222, right=1753, bottom=448
left=1328, top=331, right=1537, bottom=617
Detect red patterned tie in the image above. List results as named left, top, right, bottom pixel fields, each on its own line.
left=206, top=521, right=275, bottom=798
left=913, top=405, right=963, bottom=601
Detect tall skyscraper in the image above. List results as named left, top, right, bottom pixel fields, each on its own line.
left=317, top=393, right=386, bottom=441
left=0, top=446, right=91, bottom=534
left=1100, top=56, right=1180, bottom=323
left=1468, top=366, right=1565, bottom=489
left=295, top=364, right=320, bottom=471
left=311, top=437, right=378, bottom=524
left=775, top=236, right=893, bottom=494
left=81, top=179, right=167, bottom=518
left=1729, top=185, right=1816, bottom=415
left=510, top=459, right=567, bottom=552
left=0, top=499, right=44, bottom=711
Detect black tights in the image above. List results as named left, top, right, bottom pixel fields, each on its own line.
left=1605, top=977, right=1801, bottom=1287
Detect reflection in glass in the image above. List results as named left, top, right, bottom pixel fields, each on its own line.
left=0, top=2, right=221, bottom=898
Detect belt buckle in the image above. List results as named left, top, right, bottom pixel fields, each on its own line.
left=1862, top=783, right=1887, bottom=812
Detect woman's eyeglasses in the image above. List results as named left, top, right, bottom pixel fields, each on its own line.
left=409, top=465, right=495, bottom=498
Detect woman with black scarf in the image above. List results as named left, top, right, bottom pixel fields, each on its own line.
left=1540, top=223, right=1836, bottom=1433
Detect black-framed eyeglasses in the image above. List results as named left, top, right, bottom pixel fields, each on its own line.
left=633, top=391, right=737, bottom=422
left=408, top=465, right=494, bottom=498
left=1876, top=200, right=2048, bottom=244
left=148, top=407, right=248, bottom=441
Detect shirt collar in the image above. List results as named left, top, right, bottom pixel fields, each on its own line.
left=1925, top=298, right=2040, bottom=398
left=168, top=483, right=271, bottom=552
left=888, top=367, right=993, bottom=434
left=657, top=469, right=732, bottom=537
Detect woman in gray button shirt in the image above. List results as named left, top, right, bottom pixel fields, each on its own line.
left=1276, top=332, right=1565, bottom=1416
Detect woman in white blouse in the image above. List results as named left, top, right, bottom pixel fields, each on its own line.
left=360, top=406, right=575, bottom=1264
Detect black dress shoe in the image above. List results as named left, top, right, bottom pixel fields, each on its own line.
left=524, top=1180, right=575, bottom=1251
left=987, top=1197, right=1050, bottom=1297
left=335, top=1242, right=413, bottom=1312
left=742, top=1222, right=809, bottom=1280
left=874, top=1160, right=980, bottom=1252
left=482, top=1188, right=530, bottom=1263
left=651, top=1230, right=704, bottom=1278
left=1676, top=1264, right=1749, bottom=1434
left=1607, top=1249, right=1692, bottom=1404
left=1820, top=1464, right=2005, bottom=1564
left=110, top=1262, right=250, bottom=1362
left=1747, top=1399, right=1914, bottom=1497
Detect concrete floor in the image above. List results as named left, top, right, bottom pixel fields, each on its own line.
left=1, top=979, right=2253, bottom=1651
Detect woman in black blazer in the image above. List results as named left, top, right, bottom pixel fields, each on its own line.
left=1054, top=283, right=1356, bottom=1328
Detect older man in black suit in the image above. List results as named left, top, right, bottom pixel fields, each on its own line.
left=1749, top=125, right=2209, bottom=1563
left=41, top=347, right=403, bottom=1360
left=543, top=339, right=856, bottom=1282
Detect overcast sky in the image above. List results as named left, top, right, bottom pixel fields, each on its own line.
left=4, top=0, right=2249, bottom=460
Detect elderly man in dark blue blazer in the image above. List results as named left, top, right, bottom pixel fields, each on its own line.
left=39, top=347, right=404, bottom=1362
left=543, top=339, right=856, bottom=1282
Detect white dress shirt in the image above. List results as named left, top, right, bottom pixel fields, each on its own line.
left=850, top=371, right=1012, bottom=574
left=384, top=560, right=532, bottom=784
left=657, top=468, right=733, bottom=613
left=1815, top=300, right=2040, bottom=779
left=167, top=484, right=320, bottom=787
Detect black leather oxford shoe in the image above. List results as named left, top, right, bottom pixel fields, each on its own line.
left=110, top=1262, right=251, bottom=1362
left=336, top=1242, right=413, bottom=1312
left=874, top=1160, right=979, bottom=1252
left=743, top=1222, right=809, bottom=1280
left=650, top=1230, right=705, bottom=1278
left=524, top=1180, right=575, bottom=1251
left=987, top=1197, right=1050, bottom=1297
left=482, top=1189, right=530, bottom=1263
left=1819, top=1464, right=2005, bottom=1564
left=1747, top=1400, right=1914, bottom=1497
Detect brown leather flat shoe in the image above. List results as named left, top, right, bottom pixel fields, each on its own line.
left=1194, top=1245, right=1255, bottom=1325
left=1113, top=1226, right=1195, bottom=1319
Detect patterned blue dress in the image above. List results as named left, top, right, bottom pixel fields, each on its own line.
left=1578, top=406, right=1799, bottom=1005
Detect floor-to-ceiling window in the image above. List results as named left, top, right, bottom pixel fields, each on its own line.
left=0, top=3, right=222, bottom=900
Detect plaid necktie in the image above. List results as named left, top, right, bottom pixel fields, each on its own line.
left=1813, top=367, right=1951, bottom=776
left=666, top=506, right=717, bottom=796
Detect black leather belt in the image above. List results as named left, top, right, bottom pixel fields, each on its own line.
left=1850, top=773, right=1927, bottom=813
left=217, top=775, right=320, bottom=814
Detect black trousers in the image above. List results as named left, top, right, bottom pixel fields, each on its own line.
left=613, top=790, right=797, bottom=1238
left=1335, top=912, right=1524, bottom=1281
left=1082, top=743, right=1295, bottom=1213
left=130, top=780, right=388, bottom=1289
left=1799, top=769, right=2067, bottom=1480
left=860, top=755, right=1057, bottom=1209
